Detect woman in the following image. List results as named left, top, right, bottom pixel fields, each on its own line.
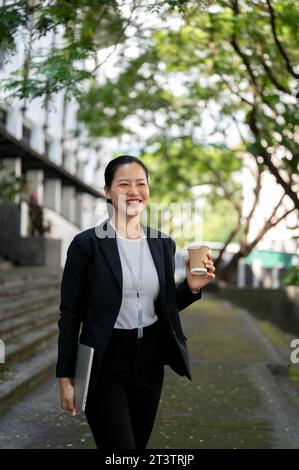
left=56, top=155, right=215, bottom=450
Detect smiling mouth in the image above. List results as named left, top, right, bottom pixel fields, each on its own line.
left=126, top=199, right=142, bottom=204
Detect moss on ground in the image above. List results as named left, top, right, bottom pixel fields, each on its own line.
left=149, top=296, right=296, bottom=449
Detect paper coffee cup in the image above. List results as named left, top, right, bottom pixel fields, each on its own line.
left=187, top=243, right=210, bottom=276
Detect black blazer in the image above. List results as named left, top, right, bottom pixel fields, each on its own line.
left=56, top=218, right=202, bottom=387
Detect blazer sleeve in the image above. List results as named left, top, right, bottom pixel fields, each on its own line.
left=56, top=237, right=89, bottom=378
left=169, top=237, right=202, bottom=311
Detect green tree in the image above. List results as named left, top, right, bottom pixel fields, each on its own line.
left=2, top=1, right=298, bottom=283
left=281, top=266, right=299, bottom=286
left=139, top=136, right=243, bottom=246
left=76, top=0, right=298, bottom=281
left=0, top=167, right=26, bottom=203
left=0, top=1, right=215, bottom=100
left=1, top=0, right=124, bottom=100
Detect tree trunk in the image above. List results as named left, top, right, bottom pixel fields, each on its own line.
left=217, top=250, right=245, bottom=284
left=214, top=220, right=241, bottom=268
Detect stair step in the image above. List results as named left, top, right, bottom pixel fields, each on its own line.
left=0, top=340, right=57, bottom=414
left=0, top=278, right=61, bottom=299
left=0, top=288, right=60, bottom=320
left=0, top=267, right=63, bottom=414
left=0, top=267, right=62, bottom=289
left=0, top=257, right=13, bottom=270
left=3, top=322, right=58, bottom=366
left=0, top=305, right=59, bottom=340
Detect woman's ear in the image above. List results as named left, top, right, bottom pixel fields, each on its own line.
left=104, top=186, right=111, bottom=200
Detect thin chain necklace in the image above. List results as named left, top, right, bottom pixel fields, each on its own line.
left=113, top=222, right=145, bottom=338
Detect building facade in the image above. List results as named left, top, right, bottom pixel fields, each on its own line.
left=0, top=17, right=110, bottom=266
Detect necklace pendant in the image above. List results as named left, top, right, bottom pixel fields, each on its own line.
left=137, top=292, right=140, bottom=298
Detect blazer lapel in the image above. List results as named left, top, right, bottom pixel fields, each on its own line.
left=95, top=219, right=123, bottom=291
left=142, top=224, right=166, bottom=297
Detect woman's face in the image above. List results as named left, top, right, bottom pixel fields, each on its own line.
left=105, top=162, right=150, bottom=218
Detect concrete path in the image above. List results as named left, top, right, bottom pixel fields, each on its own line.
left=0, top=294, right=298, bottom=449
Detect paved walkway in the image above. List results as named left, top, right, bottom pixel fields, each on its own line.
left=0, top=294, right=299, bottom=449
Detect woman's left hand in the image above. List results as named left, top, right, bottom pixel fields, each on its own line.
left=184, top=253, right=216, bottom=292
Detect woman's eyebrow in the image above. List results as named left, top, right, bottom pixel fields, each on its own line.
left=117, top=178, right=146, bottom=182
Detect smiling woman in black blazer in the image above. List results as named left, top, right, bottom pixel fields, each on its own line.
left=56, top=155, right=215, bottom=450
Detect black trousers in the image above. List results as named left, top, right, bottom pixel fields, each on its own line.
left=85, top=321, right=165, bottom=450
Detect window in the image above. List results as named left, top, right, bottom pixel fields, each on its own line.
left=45, top=139, right=51, bottom=158
left=0, top=108, right=7, bottom=127
left=0, top=47, right=5, bottom=71
left=61, top=151, right=66, bottom=166
left=22, top=125, right=31, bottom=145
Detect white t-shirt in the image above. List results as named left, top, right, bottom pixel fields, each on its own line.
left=109, top=221, right=160, bottom=329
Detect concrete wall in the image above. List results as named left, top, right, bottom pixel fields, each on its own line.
left=217, top=286, right=299, bottom=335
left=0, top=203, right=61, bottom=267
left=43, top=206, right=80, bottom=266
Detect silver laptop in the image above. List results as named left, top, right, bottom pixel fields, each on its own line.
left=74, top=343, right=94, bottom=412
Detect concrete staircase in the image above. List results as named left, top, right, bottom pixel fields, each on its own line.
left=0, top=267, right=62, bottom=413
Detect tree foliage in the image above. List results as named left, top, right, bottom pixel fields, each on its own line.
left=77, top=0, right=299, bottom=278
left=77, top=0, right=298, bottom=205
left=1, top=0, right=298, bottom=280
left=0, top=0, right=214, bottom=99
left=1, top=0, right=124, bottom=99
left=0, top=167, right=26, bottom=203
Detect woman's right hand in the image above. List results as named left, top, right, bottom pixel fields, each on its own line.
left=59, top=378, right=77, bottom=416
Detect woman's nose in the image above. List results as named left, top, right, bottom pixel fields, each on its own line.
left=127, top=186, right=139, bottom=195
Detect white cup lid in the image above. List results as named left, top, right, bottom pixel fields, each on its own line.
left=187, top=243, right=210, bottom=249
